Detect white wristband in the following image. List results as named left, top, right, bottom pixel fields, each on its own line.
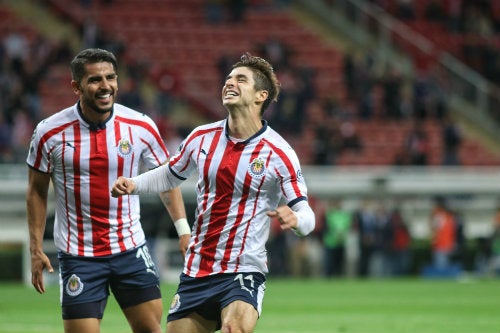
left=174, top=218, right=191, bottom=236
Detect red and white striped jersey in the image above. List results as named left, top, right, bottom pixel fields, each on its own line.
left=27, top=103, right=169, bottom=257
left=169, top=119, right=309, bottom=277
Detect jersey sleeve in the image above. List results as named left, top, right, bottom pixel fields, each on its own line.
left=26, top=121, right=51, bottom=173
left=167, top=129, right=200, bottom=180
left=276, top=145, right=309, bottom=206
left=138, top=115, right=170, bottom=170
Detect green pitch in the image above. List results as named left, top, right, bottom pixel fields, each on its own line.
left=0, top=278, right=497, bottom=333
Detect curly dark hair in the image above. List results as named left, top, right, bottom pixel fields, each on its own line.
left=232, top=52, right=280, bottom=114
left=70, top=48, right=117, bottom=84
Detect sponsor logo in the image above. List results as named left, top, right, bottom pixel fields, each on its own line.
left=248, top=157, right=266, bottom=178
left=65, top=274, right=84, bottom=297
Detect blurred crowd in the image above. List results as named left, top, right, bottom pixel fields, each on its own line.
left=372, top=0, right=500, bottom=86
left=267, top=195, right=500, bottom=279
left=0, top=0, right=472, bottom=167
left=0, top=24, right=72, bottom=162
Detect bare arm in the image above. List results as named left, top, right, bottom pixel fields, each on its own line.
left=26, top=167, right=54, bottom=294
left=159, top=187, right=190, bottom=257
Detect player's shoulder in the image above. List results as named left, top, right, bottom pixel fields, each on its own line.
left=34, top=104, right=78, bottom=132
left=113, top=103, right=156, bottom=123
left=265, top=125, right=295, bottom=151
left=188, top=119, right=225, bottom=138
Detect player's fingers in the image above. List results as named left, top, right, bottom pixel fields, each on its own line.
left=32, top=273, right=45, bottom=294
left=266, top=210, right=278, bottom=217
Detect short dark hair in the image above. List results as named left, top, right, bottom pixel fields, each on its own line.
left=232, top=52, right=280, bottom=113
left=70, top=48, right=117, bottom=83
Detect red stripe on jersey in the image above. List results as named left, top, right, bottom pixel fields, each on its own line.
left=115, top=115, right=168, bottom=158
left=140, top=137, right=163, bottom=165
left=33, top=120, right=79, bottom=169
left=89, top=129, right=111, bottom=255
left=185, top=131, right=223, bottom=276
left=197, top=138, right=243, bottom=276
left=263, top=138, right=302, bottom=197
left=114, top=120, right=126, bottom=252
left=221, top=140, right=267, bottom=272
left=71, top=124, right=85, bottom=255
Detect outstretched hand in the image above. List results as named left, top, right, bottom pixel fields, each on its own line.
left=111, top=176, right=136, bottom=197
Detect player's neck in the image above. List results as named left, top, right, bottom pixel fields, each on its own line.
left=227, top=111, right=262, bottom=140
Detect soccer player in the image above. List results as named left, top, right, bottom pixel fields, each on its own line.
left=111, top=53, right=316, bottom=333
left=26, top=48, right=190, bottom=333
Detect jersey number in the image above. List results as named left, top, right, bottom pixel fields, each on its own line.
left=234, top=273, right=255, bottom=296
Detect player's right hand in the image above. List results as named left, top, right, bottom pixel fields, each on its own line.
left=111, top=176, right=136, bottom=197
left=31, top=251, right=53, bottom=294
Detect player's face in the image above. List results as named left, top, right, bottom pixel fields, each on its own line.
left=73, top=61, right=118, bottom=115
left=222, top=66, right=258, bottom=108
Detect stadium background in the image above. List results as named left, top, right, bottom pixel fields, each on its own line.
left=1, top=0, right=500, bottom=285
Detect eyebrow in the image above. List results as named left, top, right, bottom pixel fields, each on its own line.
left=226, top=73, right=249, bottom=81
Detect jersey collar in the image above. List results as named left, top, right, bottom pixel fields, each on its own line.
left=76, top=101, right=114, bottom=131
left=224, top=119, right=268, bottom=144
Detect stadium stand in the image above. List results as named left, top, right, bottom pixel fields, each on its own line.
left=1, top=0, right=499, bottom=166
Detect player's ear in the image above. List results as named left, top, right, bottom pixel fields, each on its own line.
left=256, top=90, right=268, bottom=103
left=71, top=80, right=80, bottom=95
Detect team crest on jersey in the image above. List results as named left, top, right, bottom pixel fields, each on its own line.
left=248, top=157, right=266, bottom=178
left=117, top=139, right=133, bottom=157
left=169, top=293, right=181, bottom=313
left=65, top=274, right=84, bottom=297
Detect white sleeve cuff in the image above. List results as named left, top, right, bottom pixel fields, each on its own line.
left=291, top=200, right=316, bottom=236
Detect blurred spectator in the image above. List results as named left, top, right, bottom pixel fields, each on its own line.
left=339, top=121, right=362, bottom=153
left=352, top=199, right=378, bottom=277
left=205, top=0, right=224, bottom=24
left=258, top=36, right=292, bottom=71
left=424, top=0, right=446, bottom=22
left=3, top=26, right=29, bottom=62
left=267, top=218, right=290, bottom=276
left=81, top=15, right=99, bottom=48
left=396, top=0, right=416, bottom=20
left=312, top=121, right=339, bottom=165
left=0, top=111, right=13, bottom=162
left=401, top=120, right=429, bottom=166
left=228, top=0, right=247, bottom=22
left=117, top=77, right=143, bottom=110
left=428, top=196, right=457, bottom=271
left=384, top=208, right=412, bottom=275
left=381, top=66, right=403, bottom=119
left=204, top=0, right=247, bottom=24
left=441, top=115, right=462, bottom=166
left=489, top=205, right=500, bottom=275
left=413, top=71, right=431, bottom=119
left=447, top=0, right=464, bottom=33
left=321, top=198, right=352, bottom=277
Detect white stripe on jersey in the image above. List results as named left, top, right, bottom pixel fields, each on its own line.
left=169, top=119, right=308, bottom=277
left=27, top=103, right=169, bottom=257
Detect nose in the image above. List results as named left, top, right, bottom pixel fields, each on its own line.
left=100, top=79, right=112, bottom=89
left=224, top=76, right=236, bottom=87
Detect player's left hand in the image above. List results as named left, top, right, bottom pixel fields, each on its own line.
left=267, top=205, right=297, bottom=231
left=179, top=234, right=190, bottom=258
